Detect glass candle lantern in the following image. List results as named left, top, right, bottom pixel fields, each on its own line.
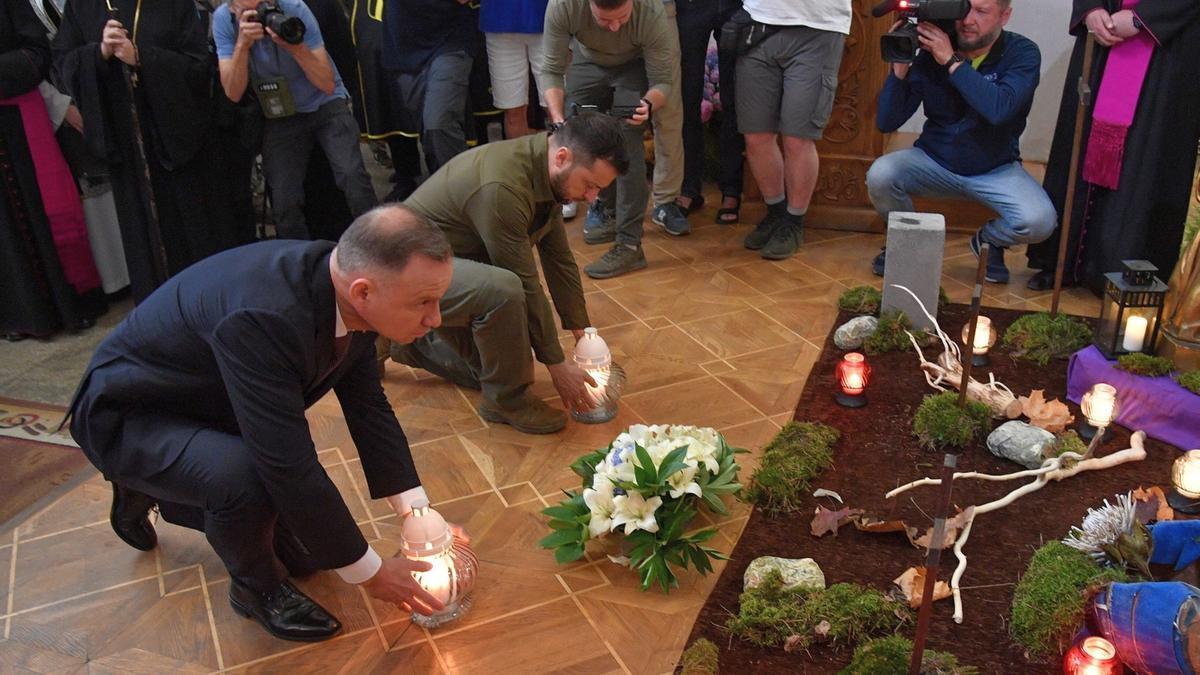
left=835, top=352, right=870, bottom=408
left=961, top=315, right=997, bottom=367
left=1078, top=383, right=1119, bottom=442
left=1094, top=260, right=1167, bottom=358
left=570, top=327, right=626, bottom=424
left=1168, top=450, right=1200, bottom=515
left=400, top=499, right=478, bottom=629
left=1062, top=636, right=1121, bottom=675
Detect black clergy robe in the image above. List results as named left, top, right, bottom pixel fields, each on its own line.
left=52, top=0, right=244, bottom=303
left=1027, top=0, right=1200, bottom=294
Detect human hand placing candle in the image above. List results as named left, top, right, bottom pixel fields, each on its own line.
left=397, top=500, right=478, bottom=628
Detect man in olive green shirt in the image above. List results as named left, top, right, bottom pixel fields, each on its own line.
left=391, top=113, right=630, bottom=434
left=542, top=0, right=680, bottom=279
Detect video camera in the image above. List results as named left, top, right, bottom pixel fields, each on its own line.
left=252, top=1, right=306, bottom=45
left=572, top=102, right=640, bottom=120
left=871, top=0, right=969, bottom=64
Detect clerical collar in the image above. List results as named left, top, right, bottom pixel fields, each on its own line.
left=334, top=302, right=348, bottom=339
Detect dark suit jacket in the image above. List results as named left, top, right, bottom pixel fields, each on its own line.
left=69, top=240, right=419, bottom=569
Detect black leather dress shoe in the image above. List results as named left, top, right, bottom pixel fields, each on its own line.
left=229, top=578, right=342, bottom=642
left=110, top=482, right=158, bottom=551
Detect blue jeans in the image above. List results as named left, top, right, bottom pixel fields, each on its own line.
left=866, top=148, right=1056, bottom=248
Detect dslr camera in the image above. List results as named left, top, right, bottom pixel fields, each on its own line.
left=871, top=0, right=969, bottom=64
left=252, top=1, right=306, bottom=45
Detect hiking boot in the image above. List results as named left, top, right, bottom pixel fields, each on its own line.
left=583, top=200, right=616, bottom=244
left=744, top=203, right=786, bottom=250
left=761, top=219, right=803, bottom=260
left=872, top=248, right=886, bottom=277
left=651, top=202, right=691, bottom=236
left=584, top=244, right=647, bottom=279
left=479, top=396, right=566, bottom=434
left=969, top=229, right=1010, bottom=284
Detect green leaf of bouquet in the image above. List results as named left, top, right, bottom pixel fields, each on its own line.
left=570, top=449, right=608, bottom=486
left=656, top=446, right=690, bottom=483
left=685, top=528, right=719, bottom=544
left=539, top=529, right=582, bottom=549
left=635, top=444, right=658, bottom=484
left=554, top=542, right=586, bottom=564
left=542, top=504, right=585, bottom=521
left=547, top=518, right=578, bottom=531
left=701, top=491, right=730, bottom=515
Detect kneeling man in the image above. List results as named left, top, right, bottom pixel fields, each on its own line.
left=69, top=206, right=458, bottom=641
left=867, top=0, right=1055, bottom=284
left=391, top=112, right=629, bottom=434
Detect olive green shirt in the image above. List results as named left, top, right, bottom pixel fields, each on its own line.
left=542, top=0, right=676, bottom=100
left=404, top=133, right=590, bottom=365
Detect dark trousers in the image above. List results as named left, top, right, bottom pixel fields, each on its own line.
left=103, top=411, right=296, bottom=592
left=393, top=51, right=473, bottom=173
left=677, top=0, right=745, bottom=200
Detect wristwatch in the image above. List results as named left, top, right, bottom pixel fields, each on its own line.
left=946, top=52, right=966, bottom=69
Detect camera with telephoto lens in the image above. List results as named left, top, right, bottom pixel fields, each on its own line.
left=253, top=1, right=306, bottom=45
left=871, top=0, right=970, bottom=64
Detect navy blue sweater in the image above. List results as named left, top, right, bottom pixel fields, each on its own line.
left=876, top=30, right=1041, bottom=177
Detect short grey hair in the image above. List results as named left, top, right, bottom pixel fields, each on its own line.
left=335, top=204, right=451, bottom=274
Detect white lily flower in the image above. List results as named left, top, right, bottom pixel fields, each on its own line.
left=583, top=487, right=617, bottom=538
left=611, top=491, right=663, bottom=534
left=667, top=462, right=703, bottom=499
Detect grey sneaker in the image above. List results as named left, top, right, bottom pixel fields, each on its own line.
left=652, top=203, right=691, bottom=236
left=744, top=213, right=782, bottom=250
left=584, top=244, right=647, bottom=279
left=583, top=200, right=616, bottom=244
left=761, top=220, right=803, bottom=260
left=479, top=396, right=566, bottom=434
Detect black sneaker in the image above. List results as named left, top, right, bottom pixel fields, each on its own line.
left=872, top=248, right=887, bottom=277
left=744, top=212, right=783, bottom=250
left=584, top=244, right=647, bottom=279
left=761, top=219, right=803, bottom=260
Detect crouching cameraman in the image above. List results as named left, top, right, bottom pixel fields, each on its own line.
left=214, top=0, right=376, bottom=240
left=867, top=0, right=1055, bottom=284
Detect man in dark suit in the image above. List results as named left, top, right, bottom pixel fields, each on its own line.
left=68, top=204, right=457, bottom=642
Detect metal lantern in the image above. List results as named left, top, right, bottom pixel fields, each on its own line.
left=1078, top=383, right=1119, bottom=443
left=570, top=327, right=626, bottom=424
left=961, top=315, right=997, bottom=367
left=400, top=499, right=478, bottom=629
left=1062, top=636, right=1121, bottom=675
left=835, top=352, right=870, bottom=408
left=1168, top=450, right=1200, bottom=515
left=1094, top=260, right=1167, bottom=358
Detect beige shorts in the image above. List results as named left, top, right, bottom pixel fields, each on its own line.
left=484, top=32, right=546, bottom=110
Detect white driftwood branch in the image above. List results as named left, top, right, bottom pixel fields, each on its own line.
left=890, top=431, right=1148, bottom=623
left=890, top=284, right=1020, bottom=419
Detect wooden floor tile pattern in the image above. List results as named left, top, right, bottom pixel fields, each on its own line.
left=0, top=199, right=1101, bottom=673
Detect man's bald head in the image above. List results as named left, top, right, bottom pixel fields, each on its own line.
left=335, top=204, right=451, bottom=275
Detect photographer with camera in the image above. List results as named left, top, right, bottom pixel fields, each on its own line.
left=867, top=0, right=1055, bottom=284
left=213, top=0, right=376, bottom=240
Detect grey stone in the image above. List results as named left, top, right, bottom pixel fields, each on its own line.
left=834, top=316, right=880, bottom=350
left=987, top=421, right=1056, bottom=469
left=743, top=556, right=825, bottom=592
left=881, top=212, right=945, bottom=332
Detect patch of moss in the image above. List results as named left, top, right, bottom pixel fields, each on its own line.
left=1001, top=312, right=1092, bottom=366
left=679, top=638, right=719, bottom=675
left=1175, top=370, right=1200, bottom=395
left=839, top=635, right=977, bottom=675
left=864, top=311, right=912, bottom=355
left=727, top=570, right=905, bottom=650
left=911, top=392, right=992, bottom=451
left=938, top=286, right=950, bottom=309
left=838, top=286, right=883, bottom=315
left=1116, top=353, right=1174, bottom=377
left=1044, top=430, right=1087, bottom=460
left=1011, top=542, right=1128, bottom=658
left=742, top=422, right=839, bottom=514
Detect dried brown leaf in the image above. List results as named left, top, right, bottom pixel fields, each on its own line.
left=893, top=566, right=953, bottom=608
left=1132, top=485, right=1175, bottom=523
left=810, top=506, right=865, bottom=538
left=854, top=516, right=922, bottom=548
left=1019, top=389, right=1075, bottom=433
left=783, top=635, right=805, bottom=653
left=913, top=507, right=975, bottom=550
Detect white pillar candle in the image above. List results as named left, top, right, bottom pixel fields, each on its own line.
left=1122, top=315, right=1148, bottom=352
left=972, top=317, right=992, bottom=354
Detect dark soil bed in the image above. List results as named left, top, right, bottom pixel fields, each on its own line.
left=688, top=305, right=1181, bottom=674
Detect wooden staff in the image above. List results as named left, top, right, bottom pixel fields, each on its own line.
left=957, top=244, right=990, bottom=408
left=1050, top=35, right=1097, bottom=317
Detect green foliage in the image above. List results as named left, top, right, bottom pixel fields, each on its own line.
left=911, top=392, right=992, bottom=451
left=541, top=431, right=744, bottom=593
left=838, top=286, right=883, bottom=315
left=679, top=638, right=719, bottom=675
left=938, top=286, right=950, bottom=309
left=1175, top=370, right=1200, bottom=395
left=1116, top=353, right=1175, bottom=377
left=839, top=635, right=977, bottom=675
left=1044, top=430, right=1087, bottom=460
left=742, top=422, right=840, bottom=514
left=864, top=311, right=913, bottom=355
left=726, top=571, right=905, bottom=650
left=1002, top=312, right=1092, bottom=366
left=1010, top=542, right=1129, bottom=658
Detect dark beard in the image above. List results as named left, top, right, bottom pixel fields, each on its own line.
left=956, top=26, right=1002, bottom=53
left=550, top=169, right=571, bottom=205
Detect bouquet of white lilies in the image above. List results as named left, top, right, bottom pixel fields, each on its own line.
left=540, top=424, right=744, bottom=592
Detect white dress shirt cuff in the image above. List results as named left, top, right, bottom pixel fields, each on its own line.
left=335, top=545, right=382, bottom=584
left=387, top=485, right=429, bottom=516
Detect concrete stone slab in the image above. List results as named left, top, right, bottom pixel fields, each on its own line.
left=881, top=212, right=945, bottom=332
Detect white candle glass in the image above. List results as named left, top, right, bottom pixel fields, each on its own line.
left=1081, top=383, right=1118, bottom=429
left=1122, top=315, right=1148, bottom=352
left=1172, top=450, right=1200, bottom=499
